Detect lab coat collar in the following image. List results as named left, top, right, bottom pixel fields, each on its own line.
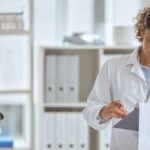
left=126, top=46, right=141, bottom=66
left=126, top=46, right=146, bottom=82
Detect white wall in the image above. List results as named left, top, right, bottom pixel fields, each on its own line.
left=0, top=0, right=23, bottom=12
left=33, top=0, right=94, bottom=45
left=67, top=0, right=94, bottom=34
left=104, top=0, right=141, bottom=44
left=113, top=0, right=140, bottom=26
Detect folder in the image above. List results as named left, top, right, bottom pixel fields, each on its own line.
left=66, top=112, right=77, bottom=150
left=44, top=112, right=55, bottom=150
left=56, top=56, right=68, bottom=102
left=55, top=112, right=67, bottom=150
left=113, top=108, right=139, bottom=131
left=68, top=55, right=80, bottom=102
left=45, top=55, right=56, bottom=103
left=77, top=113, right=89, bottom=150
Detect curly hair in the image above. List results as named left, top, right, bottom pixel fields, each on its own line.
left=135, top=7, right=150, bottom=42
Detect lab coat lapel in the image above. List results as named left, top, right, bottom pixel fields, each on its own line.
left=130, top=63, right=146, bottom=82
left=126, top=47, right=146, bottom=83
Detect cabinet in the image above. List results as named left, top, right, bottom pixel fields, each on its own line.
left=38, top=45, right=137, bottom=150
left=0, top=0, right=33, bottom=150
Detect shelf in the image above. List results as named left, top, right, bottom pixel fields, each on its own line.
left=0, top=139, right=30, bottom=150
left=0, top=89, right=31, bottom=94
left=103, top=44, right=139, bottom=50
left=41, top=45, right=102, bottom=50
left=44, top=102, right=86, bottom=111
left=101, top=44, right=139, bottom=55
left=41, top=44, right=139, bottom=51
left=0, top=147, right=30, bottom=150
left=0, top=30, right=30, bottom=35
left=0, top=99, right=28, bottom=105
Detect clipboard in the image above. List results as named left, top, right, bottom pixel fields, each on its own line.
left=113, top=108, right=139, bottom=131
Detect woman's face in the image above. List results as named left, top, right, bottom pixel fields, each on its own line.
left=142, top=28, right=150, bottom=57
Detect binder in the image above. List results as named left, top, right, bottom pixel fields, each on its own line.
left=56, top=55, right=68, bottom=102
left=45, top=55, right=56, bottom=103
left=99, top=123, right=112, bottom=150
left=66, top=112, right=77, bottom=150
left=77, top=113, right=89, bottom=150
left=44, top=112, right=55, bottom=150
left=55, top=112, right=67, bottom=150
left=68, top=55, right=80, bottom=102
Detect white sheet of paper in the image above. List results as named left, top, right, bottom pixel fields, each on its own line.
left=138, top=103, right=150, bottom=150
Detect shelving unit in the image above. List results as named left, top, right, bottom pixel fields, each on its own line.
left=44, top=102, right=87, bottom=112
left=38, top=45, right=101, bottom=150
left=0, top=0, right=33, bottom=150
left=0, top=31, right=30, bottom=35
left=0, top=89, right=31, bottom=93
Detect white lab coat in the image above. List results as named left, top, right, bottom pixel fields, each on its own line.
left=83, top=47, right=150, bottom=150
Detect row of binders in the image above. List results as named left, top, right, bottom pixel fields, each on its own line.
left=45, top=55, right=80, bottom=103
left=44, top=112, right=89, bottom=150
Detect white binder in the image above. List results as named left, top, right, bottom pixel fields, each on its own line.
left=77, top=113, right=89, bottom=150
left=56, top=55, right=68, bottom=102
left=55, top=112, right=67, bottom=150
left=99, top=123, right=112, bottom=150
left=68, top=55, right=80, bottom=102
left=66, top=112, right=77, bottom=150
left=45, top=55, right=56, bottom=103
left=44, top=112, right=55, bottom=150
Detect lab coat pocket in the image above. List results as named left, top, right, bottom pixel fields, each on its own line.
left=110, top=128, right=138, bottom=150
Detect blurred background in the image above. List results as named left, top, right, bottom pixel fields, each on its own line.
left=0, top=0, right=149, bottom=150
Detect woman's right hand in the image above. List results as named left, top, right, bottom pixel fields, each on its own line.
left=100, top=100, right=128, bottom=120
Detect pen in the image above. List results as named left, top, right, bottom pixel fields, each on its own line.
left=115, top=101, right=123, bottom=107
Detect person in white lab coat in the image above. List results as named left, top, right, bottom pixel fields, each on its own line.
left=83, top=6, right=150, bottom=150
